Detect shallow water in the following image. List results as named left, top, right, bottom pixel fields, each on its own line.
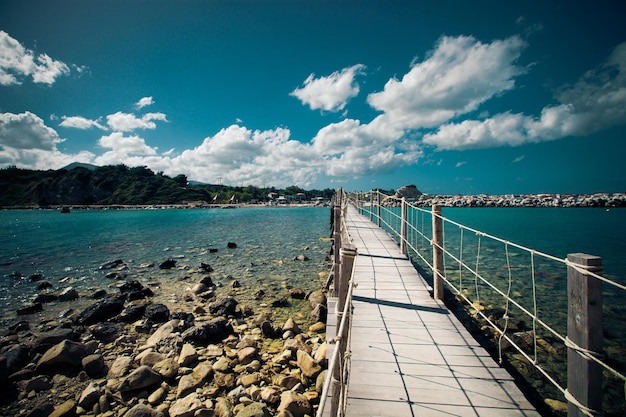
left=0, top=206, right=332, bottom=324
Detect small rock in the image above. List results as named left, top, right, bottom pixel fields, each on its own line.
left=169, top=392, right=203, bottom=417
left=282, top=318, right=300, bottom=334
left=152, top=357, right=179, bottom=379
left=213, top=356, right=230, bottom=373
left=99, top=259, right=124, bottom=270
left=118, top=365, right=162, bottom=392
left=260, top=387, right=281, bottom=405
left=238, top=347, right=257, bottom=365
left=139, top=351, right=166, bottom=367
left=17, top=302, right=43, bottom=315
left=296, top=350, right=321, bottom=378
left=48, top=400, right=76, bottom=417
left=227, top=242, right=237, bottom=249
left=307, top=290, right=327, bottom=309
left=25, top=375, right=53, bottom=392
left=177, top=362, right=213, bottom=398
left=123, top=404, right=165, bottom=417
left=82, top=353, right=105, bottom=377
left=271, top=297, right=289, bottom=308
left=214, top=397, right=232, bottom=417
left=148, top=384, right=169, bottom=405
left=289, top=287, right=306, bottom=299
left=159, top=259, right=177, bottom=269
left=108, top=355, right=132, bottom=378
left=58, top=287, right=79, bottom=301
left=277, top=391, right=311, bottom=417
left=178, top=343, right=198, bottom=367
left=78, top=382, right=101, bottom=410
left=234, top=402, right=270, bottom=417
left=208, top=296, right=238, bottom=317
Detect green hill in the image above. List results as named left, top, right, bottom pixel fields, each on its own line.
left=0, top=165, right=334, bottom=207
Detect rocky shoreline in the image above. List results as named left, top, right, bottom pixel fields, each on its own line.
left=0, top=253, right=331, bottom=417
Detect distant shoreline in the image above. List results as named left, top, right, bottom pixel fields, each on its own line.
left=0, top=202, right=330, bottom=211
left=2, top=192, right=626, bottom=210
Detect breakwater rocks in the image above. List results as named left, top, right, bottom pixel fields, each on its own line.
left=0, top=271, right=330, bottom=417
left=389, top=192, right=626, bottom=208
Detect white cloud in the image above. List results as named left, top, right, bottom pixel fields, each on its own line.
left=291, top=64, right=365, bottom=112
left=0, top=31, right=71, bottom=85
left=97, top=132, right=157, bottom=156
left=106, top=111, right=168, bottom=132
left=0, top=111, right=94, bottom=169
left=423, top=41, right=626, bottom=150
left=0, top=112, right=63, bottom=150
left=171, top=124, right=319, bottom=186
left=60, top=116, right=107, bottom=130
left=367, top=35, right=527, bottom=130
left=513, top=155, right=525, bottom=163
left=135, top=96, right=154, bottom=109
left=455, top=161, right=467, bottom=168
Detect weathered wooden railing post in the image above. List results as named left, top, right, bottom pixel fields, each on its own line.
left=567, top=253, right=603, bottom=417
left=369, top=191, right=374, bottom=222
left=330, top=244, right=356, bottom=417
left=332, top=189, right=343, bottom=296
left=432, top=204, right=444, bottom=300
left=376, top=191, right=381, bottom=227
left=400, top=197, right=407, bottom=255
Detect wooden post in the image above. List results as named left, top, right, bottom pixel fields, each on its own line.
left=369, top=192, right=373, bottom=221
left=332, top=192, right=342, bottom=297
left=376, top=191, right=381, bottom=227
left=432, top=205, right=444, bottom=300
left=330, top=245, right=356, bottom=417
left=567, top=253, right=603, bottom=417
left=337, top=246, right=357, bottom=316
left=400, top=198, right=407, bottom=255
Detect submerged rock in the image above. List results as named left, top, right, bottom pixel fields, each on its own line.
left=159, top=259, right=177, bottom=269
left=74, top=296, right=125, bottom=325
left=182, top=317, right=233, bottom=344
left=209, top=296, right=238, bottom=316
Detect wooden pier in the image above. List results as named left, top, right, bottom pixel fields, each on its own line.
left=334, top=204, right=540, bottom=416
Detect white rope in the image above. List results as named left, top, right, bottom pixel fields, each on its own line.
left=474, top=232, right=482, bottom=305
left=459, top=228, right=464, bottom=293
left=498, top=242, right=513, bottom=365
left=564, top=389, right=605, bottom=417
left=530, top=251, right=538, bottom=364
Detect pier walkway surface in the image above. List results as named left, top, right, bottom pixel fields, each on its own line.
left=342, top=205, right=540, bottom=417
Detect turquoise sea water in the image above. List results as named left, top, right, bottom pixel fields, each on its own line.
left=0, top=207, right=332, bottom=323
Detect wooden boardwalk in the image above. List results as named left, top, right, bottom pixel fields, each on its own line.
left=341, top=205, right=540, bottom=417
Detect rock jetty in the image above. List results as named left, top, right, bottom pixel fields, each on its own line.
left=0, top=262, right=331, bottom=417
left=388, top=191, right=626, bottom=208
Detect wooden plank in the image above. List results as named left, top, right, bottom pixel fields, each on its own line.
left=343, top=205, right=539, bottom=417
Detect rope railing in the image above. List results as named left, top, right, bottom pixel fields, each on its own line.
left=318, top=188, right=356, bottom=417
left=347, top=189, right=626, bottom=417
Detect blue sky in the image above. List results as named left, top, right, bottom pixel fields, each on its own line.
left=0, top=0, right=625, bottom=194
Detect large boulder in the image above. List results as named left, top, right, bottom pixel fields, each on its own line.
left=74, top=296, right=125, bottom=325
left=176, top=362, right=213, bottom=398
left=118, top=365, right=162, bottom=392
left=32, top=328, right=77, bottom=353
left=394, top=184, right=422, bottom=200
left=181, top=317, right=233, bottom=344
left=36, top=340, right=88, bottom=373
left=208, top=296, right=238, bottom=316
